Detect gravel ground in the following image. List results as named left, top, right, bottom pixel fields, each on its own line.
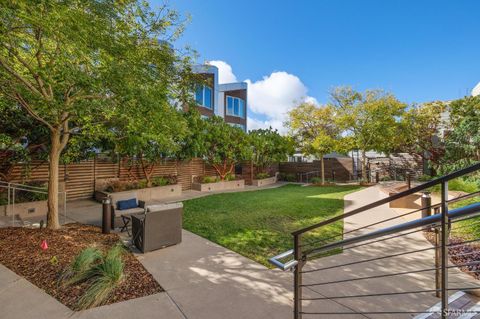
left=0, top=223, right=162, bottom=310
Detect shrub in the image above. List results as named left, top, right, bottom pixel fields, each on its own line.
left=429, top=177, right=479, bottom=193
left=202, top=176, right=219, bottom=184
left=105, top=175, right=178, bottom=192
left=380, top=176, right=392, bottom=182
left=105, top=180, right=127, bottom=193
left=151, top=176, right=167, bottom=187
left=60, top=246, right=103, bottom=286
left=256, top=172, right=270, bottom=180
left=417, top=174, right=433, bottom=182
left=310, top=177, right=322, bottom=184
left=224, top=173, right=236, bottom=181
left=137, top=179, right=148, bottom=189
left=449, top=178, right=479, bottom=193
left=76, top=245, right=125, bottom=310
left=61, top=244, right=125, bottom=310
left=279, top=173, right=296, bottom=182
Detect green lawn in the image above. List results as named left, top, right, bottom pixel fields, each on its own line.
left=449, top=196, right=480, bottom=240
left=183, top=184, right=361, bottom=266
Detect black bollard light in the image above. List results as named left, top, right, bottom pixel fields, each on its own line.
left=102, top=198, right=111, bottom=234
left=421, top=192, right=432, bottom=219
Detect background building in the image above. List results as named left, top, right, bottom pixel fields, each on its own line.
left=192, top=64, right=247, bottom=131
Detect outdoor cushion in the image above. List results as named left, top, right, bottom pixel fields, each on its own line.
left=116, top=207, right=145, bottom=216
left=147, top=202, right=183, bottom=212
left=117, top=198, right=138, bottom=210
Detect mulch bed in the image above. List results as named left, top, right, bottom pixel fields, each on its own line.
left=0, top=223, right=162, bottom=310
left=424, top=231, right=480, bottom=280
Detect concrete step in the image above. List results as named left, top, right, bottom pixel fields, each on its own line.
left=414, top=291, right=480, bottom=319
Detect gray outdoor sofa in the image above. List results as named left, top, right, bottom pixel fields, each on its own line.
left=109, top=191, right=146, bottom=229
left=131, top=202, right=183, bottom=253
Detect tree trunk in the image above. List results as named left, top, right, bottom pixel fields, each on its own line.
left=47, top=130, right=61, bottom=229
left=140, top=156, right=154, bottom=188
left=320, top=155, right=325, bottom=185
left=361, top=150, right=368, bottom=181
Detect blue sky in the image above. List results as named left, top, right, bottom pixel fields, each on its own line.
left=151, top=0, right=480, bottom=130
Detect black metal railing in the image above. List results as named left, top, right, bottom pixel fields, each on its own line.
left=269, top=162, right=480, bottom=318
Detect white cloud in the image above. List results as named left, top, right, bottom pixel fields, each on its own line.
left=472, top=81, right=480, bottom=97
left=208, top=60, right=317, bottom=132
left=207, top=60, right=238, bottom=84
left=246, top=72, right=317, bottom=132
left=247, top=117, right=285, bottom=133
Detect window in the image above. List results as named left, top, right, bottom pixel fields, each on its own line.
left=195, top=85, right=213, bottom=109
left=226, top=96, right=245, bottom=118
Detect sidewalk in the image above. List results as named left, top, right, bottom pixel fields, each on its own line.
left=302, top=186, right=478, bottom=318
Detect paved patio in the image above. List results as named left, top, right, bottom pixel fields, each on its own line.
left=0, top=184, right=478, bottom=318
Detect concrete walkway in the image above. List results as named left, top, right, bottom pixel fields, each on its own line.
left=0, top=184, right=478, bottom=318
left=302, top=186, right=479, bottom=318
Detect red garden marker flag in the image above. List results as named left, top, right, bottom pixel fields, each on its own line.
left=40, top=240, right=48, bottom=250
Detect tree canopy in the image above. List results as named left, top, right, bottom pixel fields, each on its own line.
left=249, top=128, right=294, bottom=175
left=196, top=116, right=251, bottom=180
left=399, top=101, right=447, bottom=174
left=330, top=87, right=406, bottom=179
left=286, top=102, right=339, bottom=183
left=0, top=0, right=193, bottom=228
left=441, top=96, right=480, bottom=172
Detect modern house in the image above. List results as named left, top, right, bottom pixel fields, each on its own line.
left=472, top=81, right=480, bottom=97
left=192, top=64, right=247, bottom=131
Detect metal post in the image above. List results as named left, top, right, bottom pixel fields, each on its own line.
left=434, top=228, right=441, bottom=298
left=102, top=198, right=111, bottom=234
left=293, top=234, right=303, bottom=319
left=12, top=187, right=15, bottom=226
left=63, top=192, right=67, bottom=225
left=440, top=181, right=449, bottom=318
left=375, top=171, right=379, bottom=183
left=421, top=192, right=432, bottom=219
left=407, top=173, right=411, bottom=189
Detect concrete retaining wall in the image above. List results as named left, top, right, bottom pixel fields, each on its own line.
left=192, top=180, right=245, bottom=192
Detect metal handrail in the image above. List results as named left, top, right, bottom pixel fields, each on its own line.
left=268, top=203, right=480, bottom=271
left=0, top=180, right=47, bottom=191
left=297, top=171, right=320, bottom=183
left=269, top=162, right=480, bottom=319
left=0, top=182, right=68, bottom=226
left=307, top=203, right=480, bottom=256
left=292, top=162, right=480, bottom=236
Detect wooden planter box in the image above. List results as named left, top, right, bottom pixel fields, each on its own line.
left=252, top=176, right=277, bottom=187
left=95, top=184, right=182, bottom=203
left=0, top=200, right=48, bottom=217
left=192, top=179, right=245, bottom=192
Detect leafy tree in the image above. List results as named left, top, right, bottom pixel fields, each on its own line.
left=0, top=97, right=49, bottom=181
left=176, top=108, right=207, bottom=161
left=249, top=128, right=294, bottom=176
left=113, top=91, right=187, bottom=187
left=0, top=1, right=192, bottom=228
left=399, top=101, right=447, bottom=175
left=330, top=87, right=406, bottom=180
left=286, top=102, right=339, bottom=184
left=198, top=116, right=251, bottom=180
left=442, top=96, right=480, bottom=172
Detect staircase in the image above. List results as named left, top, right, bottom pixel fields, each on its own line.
left=269, top=163, right=480, bottom=318
left=414, top=291, right=480, bottom=318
